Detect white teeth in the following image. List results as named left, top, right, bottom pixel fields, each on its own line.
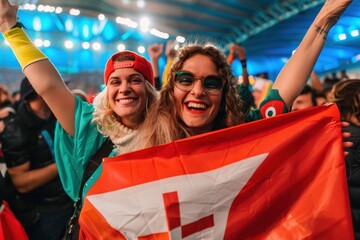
left=117, top=98, right=135, bottom=103
left=187, top=102, right=207, bottom=109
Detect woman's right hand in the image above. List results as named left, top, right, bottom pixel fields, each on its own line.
left=0, top=0, right=18, bottom=33
left=315, top=0, right=352, bottom=32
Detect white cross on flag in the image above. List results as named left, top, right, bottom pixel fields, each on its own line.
left=80, top=104, right=353, bottom=240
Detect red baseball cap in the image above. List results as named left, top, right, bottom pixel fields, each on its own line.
left=103, top=51, right=154, bottom=86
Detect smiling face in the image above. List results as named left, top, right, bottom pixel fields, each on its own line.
left=107, top=64, right=147, bottom=129
left=174, top=54, right=223, bottom=135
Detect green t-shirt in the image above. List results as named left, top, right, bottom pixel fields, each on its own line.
left=54, top=97, right=115, bottom=201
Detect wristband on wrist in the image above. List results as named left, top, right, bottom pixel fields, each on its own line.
left=4, top=28, right=47, bottom=70
left=11, top=22, right=26, bottom=29
left=240, top=59, right=247, bottom=68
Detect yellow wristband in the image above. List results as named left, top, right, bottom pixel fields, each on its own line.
left=3, top=28, right=47, bottom=70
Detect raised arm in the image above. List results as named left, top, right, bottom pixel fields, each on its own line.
left=148, top=43, right=163, bottom=90
left=230, top=44, right=249, bottom=86
left=0, top=0, right=76, bottom=136
left=272, top=0, right=352, bottom=109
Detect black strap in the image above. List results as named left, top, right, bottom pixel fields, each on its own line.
left=79, top=138, right=113, bottom=199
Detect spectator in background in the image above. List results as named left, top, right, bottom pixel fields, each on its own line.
left=148, top=40, right=179, bottom=90
left=227, top=43, right=255, bottom=113
left=291, top=85, right=317, bottom=111
left=11, top=90, right=20, bottom=102
left=162, top=40, right=177, bottom=87
left=340, top=69, right=350, bottom=80
left=331, top=79, right=360, bottom=239
left=322, top=72, right=341, bottom=100
left=0, top=84, right=16, bottom=178
left=315, top=92, right=327, bottom=106
left=331, top=72, right=340, bottom=82
left=1, top=77, right=73, bottom=239
left=11, top=90, right=21, bottom=109
left=147, top=43, right=163, bottom=90
left=252, top=77, right=272, bottom=107
left=0, top=84, right=13, bottom=111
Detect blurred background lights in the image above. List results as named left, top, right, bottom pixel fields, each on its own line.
left=43, top=40, right=51, bottom=47
left=98, top=14, right=106, bottom=21
left=350, top=30, right=359, bottom=37
left=34, top=39, right=43, bottom=47
left=65, top=19, right=74, bottom=32
left=92, top=42, right=101, bottom=51
left=150, top=28, right=169, bottom=39
left=69, top=8, right=80, bottom=16
left=176, top=36, right=185, bottom=43
left=137, top=0, right=145, bottom=8
left=338, top=33, right=347, bottom=41
left=140, top=17, right=150, bottom=32
left=117, top=44, right=126, bottom=52
left=37, top=5, right=44, bottom=11
left=137, top=46, right=145, bottom=53
left=33, top=17, right=42, bottom=31
left=64, top=40, right=74, bottom=49
left=82, top=42, right=90, bottom=49
left=55, top=7, right=62, bottom=14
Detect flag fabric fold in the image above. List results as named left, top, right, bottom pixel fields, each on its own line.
left=80, top=104, right=353, bottom=240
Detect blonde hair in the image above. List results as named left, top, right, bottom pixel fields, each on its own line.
left=92, top=81, right=158, bottom=142
left=332, top=79, right=360, bottom=123
left=123, top=42, right=244, bottom=152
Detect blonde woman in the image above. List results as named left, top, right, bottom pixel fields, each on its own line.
left=0, top=1, right=158, bottom=205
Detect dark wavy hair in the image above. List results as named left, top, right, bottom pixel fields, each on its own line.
left=332, top=79, right=360, bottom=122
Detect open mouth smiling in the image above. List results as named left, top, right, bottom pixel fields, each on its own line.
left=186, top=101, right=208, bottom=110
left=116, top=98, right=137, bottom=104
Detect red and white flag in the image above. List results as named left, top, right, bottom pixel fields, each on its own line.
left=79, top=104, right=353, bottom=240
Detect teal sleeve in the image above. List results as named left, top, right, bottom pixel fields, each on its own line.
left=54, top=97, right=108, bottom=201
left=246, top=88, right=288, bottom=122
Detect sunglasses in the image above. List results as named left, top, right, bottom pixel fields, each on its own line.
left=174, top=71, right=224, bottom=95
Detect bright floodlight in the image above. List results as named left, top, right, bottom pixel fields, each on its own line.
left=82, top=42, right=90, bottom=49
left=92, top=42, right=101, bottom=51
left=138, top=46, right=145, bottom=53
left=117, top=44, right=126, bottom=52
left=64, top=40, right=74, bottom=49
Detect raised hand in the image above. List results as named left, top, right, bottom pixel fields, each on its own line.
left=315, top=0, right=353, bottom=32
left=147, top=43, right=163, bottom=61
left=165, top=40, right=176, bottom=58
left=229, top=44, right=246, bottom=59
left=0, top=0, right=18, bottom=33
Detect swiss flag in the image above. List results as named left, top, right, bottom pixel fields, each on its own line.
left=80, top=104, right=353, bottom=240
